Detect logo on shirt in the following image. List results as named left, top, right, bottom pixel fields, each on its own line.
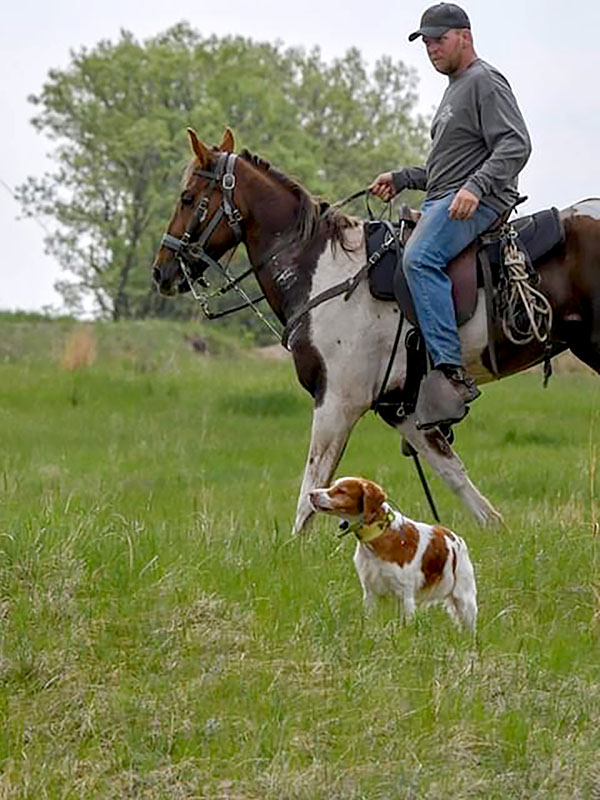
left=438, top=103, right=454, bottom=128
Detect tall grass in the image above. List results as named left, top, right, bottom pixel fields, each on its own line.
left=0, top=321, right=599, bottom=798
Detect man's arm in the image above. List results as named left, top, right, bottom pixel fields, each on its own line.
left=392, top=166, right=427, bottom=193
left=462, top=80, right=532, bottom=202
left=370, top=166, right=427, bottom=201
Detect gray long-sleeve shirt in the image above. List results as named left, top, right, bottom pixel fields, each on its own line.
left=392, top=59, right=531, bottom=213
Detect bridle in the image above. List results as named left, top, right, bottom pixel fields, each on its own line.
left=160, top=151, right=244, bottom=295
left=159, top=151, right=284, bottom=339
left=158, top=157, right=445, bottom=518
left=159, top=151, right=367, bottom=301
left=157, top=152, right=377, bottom=344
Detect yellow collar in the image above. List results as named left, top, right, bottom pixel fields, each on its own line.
left=353, top=508, right=396, bottom=542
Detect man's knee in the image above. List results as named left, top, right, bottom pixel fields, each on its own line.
left=403, top=237, right=423, bottom=278
left=403, top=237, right=444, bottom=280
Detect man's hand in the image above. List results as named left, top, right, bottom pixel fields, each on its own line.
left=369, top=172, right=397, bottom=202
left=449, top=187, right=480, bottom=220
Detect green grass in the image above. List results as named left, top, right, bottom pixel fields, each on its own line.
left=0, top=321, right=599, bottom=798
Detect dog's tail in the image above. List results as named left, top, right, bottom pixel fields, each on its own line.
left=451, top=537, right=478, bottom=631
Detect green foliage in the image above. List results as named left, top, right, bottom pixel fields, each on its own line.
left=0, top=319, right=599, bottom=796
left=18, top=25, right=427, bottom=322
left=0, top=309, right=74, bottom=323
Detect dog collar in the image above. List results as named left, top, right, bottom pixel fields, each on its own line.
left=339, top=508, right=396, bottom=542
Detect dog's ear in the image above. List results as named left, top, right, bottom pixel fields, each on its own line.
left=361, top=480, right=386, bottom=523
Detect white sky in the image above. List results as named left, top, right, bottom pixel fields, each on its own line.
left=2, top=0, right=599, bottom=313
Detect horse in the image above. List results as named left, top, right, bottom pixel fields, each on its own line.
left=152, top=127, right=600, bottom=534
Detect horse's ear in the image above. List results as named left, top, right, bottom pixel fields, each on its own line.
left=361, top=480, right=386, bottom=523
left=187, top=128, right=210, bottom=166
left=219, top=126, right=235, bottom=153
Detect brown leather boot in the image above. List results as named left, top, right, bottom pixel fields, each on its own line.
left=415, top=365, right=481, bottom=430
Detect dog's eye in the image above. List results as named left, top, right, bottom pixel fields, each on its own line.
left=333, top=488, right=350, bottom=499
left=180, top=191, right=195, bottom=206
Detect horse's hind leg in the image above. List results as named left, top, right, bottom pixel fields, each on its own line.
left=397, top=418, right=503, bottom=526
left=293, top=397, right=363, bottom=534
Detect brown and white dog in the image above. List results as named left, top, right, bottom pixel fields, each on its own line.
left=309, top=477, right=477, bottom=630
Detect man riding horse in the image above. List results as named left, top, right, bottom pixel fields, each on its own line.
left=370, top=2, right=532, bottom=430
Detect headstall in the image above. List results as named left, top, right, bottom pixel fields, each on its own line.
left=160, top=151, right=243, bottom=294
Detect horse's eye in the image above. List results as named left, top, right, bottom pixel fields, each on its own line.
left=180, top=191, right=194, bottom=206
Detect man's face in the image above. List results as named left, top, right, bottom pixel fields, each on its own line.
left=423, top=29, right=469, bottom=75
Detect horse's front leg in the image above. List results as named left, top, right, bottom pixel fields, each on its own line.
left=398, top=418, right=503, bottom=526
left=293, top=396, right=364, bottom=534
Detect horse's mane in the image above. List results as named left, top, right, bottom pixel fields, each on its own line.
left=238, top=149, right=359, bottom=250
left=182, top=148, right=359, bottom=250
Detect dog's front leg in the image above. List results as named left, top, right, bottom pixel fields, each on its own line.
left=361, top=584, right=377, bottom=613
left=402, top=592, right=416, bottom=623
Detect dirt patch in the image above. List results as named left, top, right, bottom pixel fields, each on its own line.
left=60, top=326, right=97, bottom=371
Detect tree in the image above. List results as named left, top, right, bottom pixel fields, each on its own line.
left=19, top=24, right=427, bottom=320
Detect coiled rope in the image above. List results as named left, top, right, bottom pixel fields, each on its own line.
left=500, top=231, right=553, bottom=346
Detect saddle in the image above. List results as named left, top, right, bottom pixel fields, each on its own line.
left=366, top=207, right=565, bottom=327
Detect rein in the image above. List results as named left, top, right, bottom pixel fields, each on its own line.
left=282, top=201, right=396, bottom=346
left=161, top=151, right=282, bottom=340
left=160, top=166, right=442, bottom=520
left=161, top=168, right=375, bottom=345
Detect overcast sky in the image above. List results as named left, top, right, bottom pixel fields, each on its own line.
left=2, top=0, right=599, bottom=313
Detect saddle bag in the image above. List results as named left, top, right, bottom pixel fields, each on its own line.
left=365, top=220, right=405, bottom=301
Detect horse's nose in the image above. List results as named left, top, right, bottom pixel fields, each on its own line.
left=152, top=266, right=161, bottom=284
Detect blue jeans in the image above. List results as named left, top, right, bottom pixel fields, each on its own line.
left=402, top=192, right=498, bottom=367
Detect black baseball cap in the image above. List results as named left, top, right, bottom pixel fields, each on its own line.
left=408, top=3, right=471, bottom=41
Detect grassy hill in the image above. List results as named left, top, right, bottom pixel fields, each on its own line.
left=0, top=317, right=598, bottom=798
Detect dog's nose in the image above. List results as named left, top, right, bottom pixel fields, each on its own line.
left=308, top=490, right=320, bottom=509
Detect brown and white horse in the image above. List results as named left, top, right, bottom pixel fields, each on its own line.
left=153, top=127, right=600, bottom=533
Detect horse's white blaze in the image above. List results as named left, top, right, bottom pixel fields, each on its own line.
left=292, top=228, right=502, bottom=533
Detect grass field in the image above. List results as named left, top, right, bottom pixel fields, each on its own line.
left=0, top=319, right=599, bottom=799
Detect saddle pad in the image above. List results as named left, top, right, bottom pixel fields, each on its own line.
left=484, top=206, right=564, bottom=272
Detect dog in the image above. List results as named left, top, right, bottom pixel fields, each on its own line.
left=309, top=476, right=477, bottom=630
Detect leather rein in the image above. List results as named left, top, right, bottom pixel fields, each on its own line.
left=159, top=162, right=443, bottom=518
left=159, top=153, right=370, bottom=343
left=160, top=151, right=284, bottom=337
